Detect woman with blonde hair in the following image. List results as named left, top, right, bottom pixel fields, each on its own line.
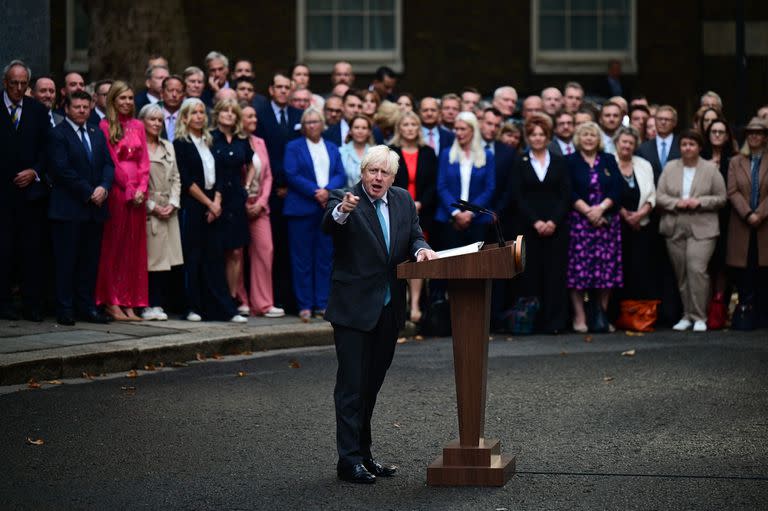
left=173, top=98, right=246, bottom=323
left=138, top=103, right=183, bottom=321
left=210, top=98, right=255, bottom=313
left=566, top=121, right=623, bottom=332
left=372, top=100, right=400, bottom=144
left=390, top=110, right=438, bottom=323
left=95, top=80, right=150, bottom=321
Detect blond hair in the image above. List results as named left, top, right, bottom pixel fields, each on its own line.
left=573, top=121, right=606, bottom=152
left=449, top=111, right=486, bottom=168
left=175, top=97, right=212, bottom=145
left=389, top=111, right=424, bottom=147
left=211, top=98, right=246, bottom=138
left=104, top=80, right=133, bottom=146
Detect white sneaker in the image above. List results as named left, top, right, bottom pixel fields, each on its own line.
left=693, top=320, right=707, bottom=332
left=142, top=308, right=159, bottom=320
left=264, top=306, right=285, bottom=318
left=673, top=319, right=692, bottom=331
left=153, top=307, right=168, bottom=321
left=187, top=312, right=202, bottom=322
left=230, top=314, right=248, bottom=324
left=237, top=305, right=250, bottom=315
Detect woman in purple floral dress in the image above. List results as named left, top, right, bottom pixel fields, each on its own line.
left=566, top=122, right=624, bottom=332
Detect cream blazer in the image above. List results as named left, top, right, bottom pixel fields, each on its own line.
left=630, top=155, right=656, bottom=226
left=656, top=158, right=727, bottom=240
left=145, top=139, right=183, bottom=271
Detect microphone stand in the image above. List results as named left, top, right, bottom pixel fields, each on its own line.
left=450, top=199, right=506, bottom=248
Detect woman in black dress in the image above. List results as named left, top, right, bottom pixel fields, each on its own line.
left=513, top=114, right=571, bottom=333
left=210, top=98, right=255, bottom=312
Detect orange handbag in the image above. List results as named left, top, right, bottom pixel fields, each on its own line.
left=615, top=300, right=661, bottom=332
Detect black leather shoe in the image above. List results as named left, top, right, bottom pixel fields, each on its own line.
left=337, top=463, right=376, bottom=484
left=77, top=310, right=112, bottom=324
left=22, top=309, right=44, bottom=322
left=363, top=458, right=397, bottom=477
left=0, top=306, right=19, bottom=321
left=57, top=315, right=75, bottom=326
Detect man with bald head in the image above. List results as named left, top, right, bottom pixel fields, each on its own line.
left=541, top=87, right=563, bottom=116
left=522, top=95, right=544, bottom=121
left=33, top=76, right=62, bottom=127
left=331, top=61, right=355, bottom=89
left=54, top=72, right=84, bottom=116
left=492, top=86, right=518, bottom=121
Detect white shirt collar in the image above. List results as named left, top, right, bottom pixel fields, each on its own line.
left=362, top=185, right=388, bottom=206
left=4, top=91, right=21, bottom=109
left=65, top=116, right=86, bottom=134
left=656, top=133, right=674, bottom=146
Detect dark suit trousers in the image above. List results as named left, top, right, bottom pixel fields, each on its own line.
left=333, top=303, right=398, bottom=469
left=0, top=199, right=46, bottom=309
left=51, top=219, right=103, bottom=315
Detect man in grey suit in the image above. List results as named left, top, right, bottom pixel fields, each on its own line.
left=323, top=145, right=437, bottom=484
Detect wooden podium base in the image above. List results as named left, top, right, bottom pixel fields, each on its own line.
left=426, top=438, right=516, bottom=486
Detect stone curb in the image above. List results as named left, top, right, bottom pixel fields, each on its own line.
left=0, top=322, right=334, bottom=385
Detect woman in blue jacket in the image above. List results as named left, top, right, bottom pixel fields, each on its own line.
left=434, top=111, right=495, bottom=251
left=283, top=107, right=346, bottom=321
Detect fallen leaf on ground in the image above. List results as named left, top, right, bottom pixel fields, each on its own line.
left=625, top=331, right=645, bottom=336
left=26, top=437, right=45, bottom=446
left=288, top=359, right=301, bottom=369
left=584, top=335, right=593, bottom=343
left=82, top=372, right=94, bottom=380
left=560, top=351, right=568, bottom=356
left=211, top=353, right=223, bottom=360
left=171, top=361, right=188, bottom=367
left=126, top=369, right=138, bottom=378
left=196, top=353, right=206, bottom=361
left=396, top=337, right=408, bottom=344
left=27, top=378, right=41, bottom=389
left=237, top=371, right=246, bottom=377
left=621, top=349, right=637, bottom=357
left=121, top=385, right=136, bottom=392
left=144, top=363, right=156, bottom=371
left=506, top=337, right=513, bottom=341
left=46, top=380, right=63, bottom=385
left=414, top=335, right=424, bottom=341
left=603, top=376, right=614, bottom=382
left=241, top=350, right=253, bottom=356
left=393, top=422, right=401, bottom=428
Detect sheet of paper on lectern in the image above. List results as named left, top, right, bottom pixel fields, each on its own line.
left=435, top=241, right=484, bottom=259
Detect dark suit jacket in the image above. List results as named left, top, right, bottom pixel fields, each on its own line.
left=255, top=102, right=303, bottom=188
left=323, top=182, right=429, bottom=331
left=52, top=111, right=65, bottom=127
left=0, top=94, right=50, bottom=206
left=323, top=122, right=343, bottom=147
left=391, top=145, right=438, bottom=231
left=87, top=109, right=102, bottom=127
left=133, top=90, right=155, bottom=114
left=490, top=141, right=517, bottom=214
left=636, top=135, right=681, bottom=182
left=514, top=153, right=571, bottom=230
left=48, top=121, right=114, bottom=222
left=282, top=137, right=346, bottom=216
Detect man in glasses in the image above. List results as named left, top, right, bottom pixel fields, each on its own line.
left=636, top=105, right=681, bottom=181
left=323, top=145, right=437, bottom=484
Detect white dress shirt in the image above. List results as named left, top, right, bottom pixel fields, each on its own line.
left=65, top=117, right=92, bottom=148
left=422, top=126, right=441, bottom=157
left=306, top=138, right=330, bottom=188
left=682, top=166, right=696, bottom=199
left=459, top=157, right=473, bottom=202
left=656, top=133, right=674, bottom=164
left=530, top=150, right=551, bottom=182
left=333, top=188, right=389, bottom=231
left=191, top=134, right=216, bottom=190
left=339, top=118, right=350, bottom=145
left=4, top=91, right=22, bottom=119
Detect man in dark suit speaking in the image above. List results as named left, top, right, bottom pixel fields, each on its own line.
left=323, top=145, right=438, bottom=484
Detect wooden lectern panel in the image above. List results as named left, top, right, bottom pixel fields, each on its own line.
left=397, top=238, right=524, bottom=280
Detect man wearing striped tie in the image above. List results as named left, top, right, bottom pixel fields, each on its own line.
left=323, top=145, right=437, bottom=484
left=0, top=60, right=50, bottom=321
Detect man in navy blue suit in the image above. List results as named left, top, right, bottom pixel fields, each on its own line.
left=323, top=89, right=363, bottom=147
left=419, top=97, right=455, bottom=158
left=256, top=71, right=304, bottom=312
left=0, top=60, right=50, bottom=321
left=47, top=90, right=114, bottom=325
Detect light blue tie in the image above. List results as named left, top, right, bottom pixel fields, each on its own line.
left=660, top=140, right=668, bottom=169
left=375, top=199, right=391, bottom=305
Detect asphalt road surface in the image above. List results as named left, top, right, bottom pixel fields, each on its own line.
left=2, top=330, right=767, bottom=510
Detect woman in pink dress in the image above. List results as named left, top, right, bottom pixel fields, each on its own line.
left=234, top=105, right=285, bottom=317
left=95, top=81, right=150, bottom=321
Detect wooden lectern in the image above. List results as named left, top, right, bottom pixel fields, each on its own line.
left=397, top=236, right=525, bottom=486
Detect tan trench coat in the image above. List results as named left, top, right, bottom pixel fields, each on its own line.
left=726, top=153, right=768, bottom=268
left=146, top=139, right=183, bottom=271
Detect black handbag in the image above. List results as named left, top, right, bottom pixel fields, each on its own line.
left=731, top=294, right=755, bottom=331
left=586, top=297, right=610, bottom=333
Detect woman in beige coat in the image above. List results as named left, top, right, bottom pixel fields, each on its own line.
left=726, top=117, right=768, bottom=327
left=139, top=104, right=183, bottom=320
left=656, top=129, right=726, bottom=332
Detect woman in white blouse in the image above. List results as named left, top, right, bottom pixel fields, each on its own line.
left=339, top=114, right=374, bottom=187
left=656, top=129, right=726, bottom=332
left=283, top=107, right=347, bottom=321
left=173, top=98, right=246, bottom=323
left=613, top=126, right=657, bottom=302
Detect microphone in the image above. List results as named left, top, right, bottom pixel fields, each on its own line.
left=450, top=199, right=506, bottom=247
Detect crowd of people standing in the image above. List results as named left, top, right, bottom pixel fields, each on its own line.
left=2, top=53, right=768, bottom=333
